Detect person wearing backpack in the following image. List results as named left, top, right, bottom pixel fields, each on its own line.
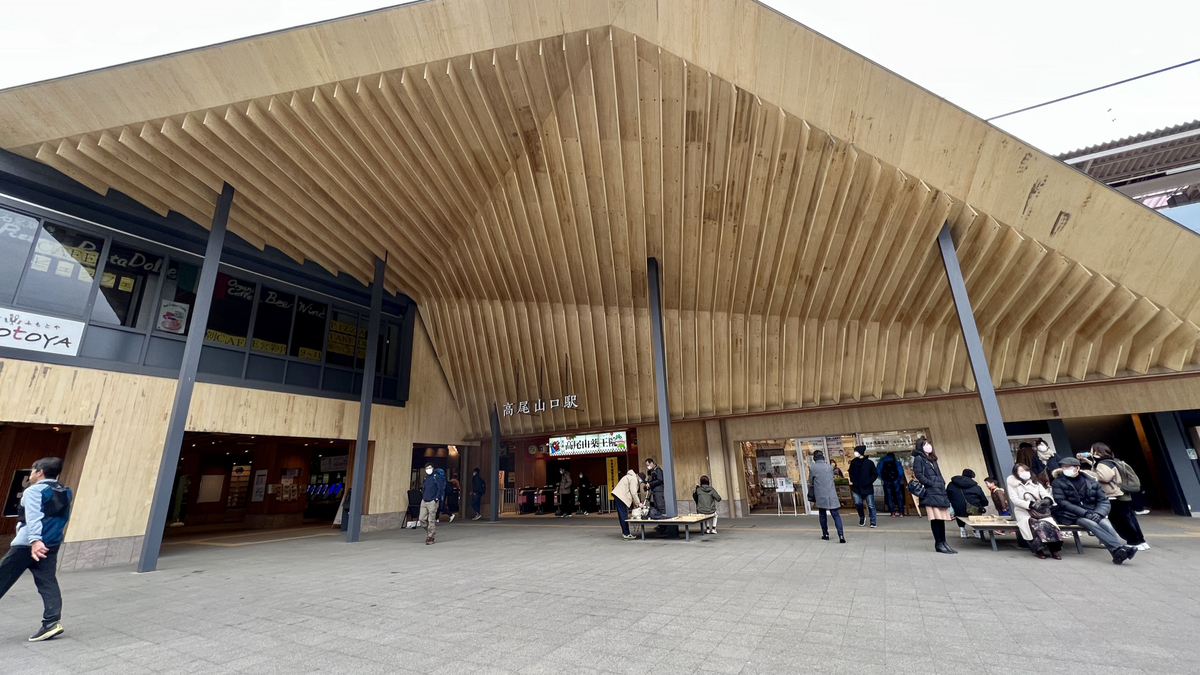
left=0, top=457, right=73, bottom=641
left=878, top=452, right=906, bottom=517
left=1088, top=443, right=1148, bottom=551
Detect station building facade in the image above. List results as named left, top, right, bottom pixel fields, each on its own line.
left=0, top=0, right=1199, bottom=568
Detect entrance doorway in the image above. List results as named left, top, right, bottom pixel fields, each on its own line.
left=163, top=432, right=354, bottom=540
left=0, top=423, right=89, bottom=552
left=740, top=439, right=804, bottom=514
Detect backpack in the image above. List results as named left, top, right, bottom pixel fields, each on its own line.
left=17, top=481, right=72, bottom=525
left=433, top=469, right=447, bottom=500
left=1111, top=459, right=1141, bottom=494
left=880, top=460, right=900, bottom=482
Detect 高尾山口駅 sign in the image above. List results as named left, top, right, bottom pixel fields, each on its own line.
left=0, top=307, right=85, bottom=356
left=502, top=395, right=580, bottom=416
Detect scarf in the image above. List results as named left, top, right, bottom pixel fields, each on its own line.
left=1037, top=446, right=1055, bottom=462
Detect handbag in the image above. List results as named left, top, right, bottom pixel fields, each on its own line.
left=906, top=479, right=927, bottom=499
left=1025, top=492, right=1053, bottom=520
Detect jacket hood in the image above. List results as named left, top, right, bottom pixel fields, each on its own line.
left=949, top=475, right=978, bottom=488
left=695, top=485, right=717, bottom=494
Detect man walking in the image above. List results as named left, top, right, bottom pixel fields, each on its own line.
left=848, top=446, right=878, bottom=528
left=1051, top=457, right=1138, bottom=565
left=0, top=457, right=73, bottom=641
left=470, top=468, right=486, bottom=520
left=417, top=463, right=441, bottom=545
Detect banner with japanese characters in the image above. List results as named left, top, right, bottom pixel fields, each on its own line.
left=548, top=430, right=627, bottom=457
left=0, top=307, right=85, bottom=356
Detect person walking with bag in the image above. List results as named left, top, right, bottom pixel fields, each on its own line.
left=611, top=469, right=642, bottom=540
left=911, top=438, right=956, bottom=554
left=1007, top=463, right=1063, bottom=559
left=0, top=457, right=73, bottom=641
left=1088, top=443, right=1148, bottom=551
left=848, top=446, right=878, bottom=528
left=808, top=451, right=845, bottom=543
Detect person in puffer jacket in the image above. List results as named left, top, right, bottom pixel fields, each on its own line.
left=692, top=476, right=722, bottom=535
left=0, top=457, right=73, bottom=642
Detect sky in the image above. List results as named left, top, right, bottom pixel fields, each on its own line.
left=1, top=0, right=1197, bottom=157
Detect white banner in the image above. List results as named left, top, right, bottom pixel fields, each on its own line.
left=0, top=307, right=85, bottom=356
left=549, top=430, right=627, bottom=457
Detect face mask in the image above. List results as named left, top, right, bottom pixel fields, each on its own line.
left=1018, top=471, right=1031, bottom=481
left=1037, top=444, right=1048, bottom=452
left=1064, top=468, right=1080, bottom=478
left=426, top=468, right=433, bottom=475
left=923, top=444, right=933, bottom=454
left=854, top=452, right=862, bottom=458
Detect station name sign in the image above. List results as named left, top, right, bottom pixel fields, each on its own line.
left=502, top=395, right=580, bottom=417
left=0, top=307, right=85, bottom=356
left=549, top=431, right=627, bottom=457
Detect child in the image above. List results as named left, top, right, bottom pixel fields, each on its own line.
left=984, top=476, right=1009, bottom=516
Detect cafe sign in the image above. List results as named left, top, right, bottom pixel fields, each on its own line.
left=0, top=307, right=85, bottom=356
left=549, top=430, right=627, bottom=457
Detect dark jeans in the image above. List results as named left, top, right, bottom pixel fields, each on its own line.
left=471, top=493, right=482, bottom=517
left=557, top=493, right=574, bottom=515
left=853, top=491, right=877, bottom=525
left=615, top=500, right=630, bottom=536
left=819, top=508, right=844, bottom=536
left=883, top=480, right=905, bottom=514
left=1109, top=499, right=1146, bottom=545
left=0, top=545, right=62, bottom=627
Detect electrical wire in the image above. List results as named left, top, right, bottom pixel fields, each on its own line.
left=986, top=56, right=1200, bottom=121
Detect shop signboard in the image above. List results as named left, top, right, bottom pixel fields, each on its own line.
left=549, top=430, right=627, bottom=457
left=0, top=307, right=85, bottom=356
left=502, top=395, right=581, bottom=416
left=606, top=456, right=619, bottom=492
left=857, top=430, right=924, bottom=455
left=775, top=477, right=794, bottom=493
left=250, top=470, right=268, bottom=503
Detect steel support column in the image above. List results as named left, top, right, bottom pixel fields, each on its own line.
left=137, top=183, right=233, bottom=573
left=647, top=257, right=678, bottom=517
left=937, top=224, right=1013, bottom=481
left=490, top=407, right=501, bottom=522
left=347, top=255, right=387, bottom=542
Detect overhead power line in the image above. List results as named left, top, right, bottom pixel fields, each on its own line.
left=986, top=56, right=1200, bottom=122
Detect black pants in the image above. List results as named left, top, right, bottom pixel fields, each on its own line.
left=471, top=493, right=482, bottom=517
left=0, top=545, right=62, bottom=627
left=615, top=500, right=630, bottom=536
left=1109, top=499, right=1146, bottom=545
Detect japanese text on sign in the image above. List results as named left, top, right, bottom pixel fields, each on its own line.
left=502, top=395, right=579, bottom=416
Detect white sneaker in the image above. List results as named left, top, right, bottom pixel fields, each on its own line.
left=1136, top=542, right=1150, bottom=550
left=449, top=514, right=456, bottom=523
left=959, top=527, right=968, bottom=538
left=1134, top=509, right=1150, bottom=515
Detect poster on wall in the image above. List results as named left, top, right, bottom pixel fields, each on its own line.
left=0, top=307, right=85, bottom=356
left=156, top=300, right=189, bottom=334
left=250, top=470, right=268, bottom=503
left=196, top=474, right=225, bottom=503
left=320, top=455, right=349, bottom=473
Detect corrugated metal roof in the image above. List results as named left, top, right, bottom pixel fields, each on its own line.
left=1058, top=119, right=1200, bottom=185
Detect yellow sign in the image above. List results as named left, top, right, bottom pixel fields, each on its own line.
left=298, top=347, right=321, bottom=361
left=251, top=338, right=287, bottom=355
left=204, top=329, right=247, bottom=348
left=606, top=456, right=620, bottom=494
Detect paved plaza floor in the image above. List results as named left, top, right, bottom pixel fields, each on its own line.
left=2, top=512, right=1199, bottom=674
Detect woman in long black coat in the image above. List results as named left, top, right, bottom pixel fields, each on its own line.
left=912, top=438, right=956, bottom=554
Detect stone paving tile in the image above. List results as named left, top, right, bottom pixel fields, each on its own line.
left=0, top=514, right=1198, bottom=673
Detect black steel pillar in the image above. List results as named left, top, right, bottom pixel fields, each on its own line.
left=489, top=407, right=501, bottom=522
left=937, top=223, right=1013, bottom=481
left=138, top=183, right=233, bottom=573
left=347, top=255, right=387, bottom=542
left=647, top=257, right=678, bottom=517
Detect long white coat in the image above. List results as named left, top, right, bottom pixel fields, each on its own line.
left=1006, top=475, right=1054, bottom=540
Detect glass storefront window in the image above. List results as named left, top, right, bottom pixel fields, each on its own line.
left=0, top=208, right=39, bottom=305
left=290, top=296, right=327, bottom=361
left=156, top=260, right=200, bottom=335
left=205, top=273, right=257, bottom=348
left=15, top=223, right=104, bottom=317
left=251, top=287, right=294, bottom=355
left=91, top=243, right=163, bottom=330
left=376, top=323, right=400, bottom=375
left=325, top=310, right=359, bottom=368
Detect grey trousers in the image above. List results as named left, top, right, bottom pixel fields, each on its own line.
left=1076, top=517, right=1124, bottom=552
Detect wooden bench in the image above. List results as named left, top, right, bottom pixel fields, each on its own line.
left=967, top=519, right=1086, bottom=554
left=626, top=513, right=715, bottom=541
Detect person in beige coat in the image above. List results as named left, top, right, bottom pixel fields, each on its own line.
left=1007, top=463, right=1063, bottom=559
left=611, top=470, right=642, bottom=540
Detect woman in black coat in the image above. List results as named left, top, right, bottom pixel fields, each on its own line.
left=912, top=438, right=956, bottom=554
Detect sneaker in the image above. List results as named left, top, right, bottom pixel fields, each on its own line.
left=471, top=515, right=481, bottom=521
left=1135, top=542, right=1150, bottom=550
left=29, top=623, right=63, bottom=642
left=1111, top=547, right=1129, bottom=565
left=821, top=533, right=829, bottom=540
left=1134, top=509, right=1150, bottom=515
left=425, top=536, right=434, bottom=545
left=959, top=527, right=968, bottom=538
left=449, top=514, right=456, bottom=523
left=622, top=534, right=636, bottom=540
left=858, top=518, right=866, bottom=527
left=870, top=523, right=877, bottom=529
left=710, top=528, right=717, bottom=534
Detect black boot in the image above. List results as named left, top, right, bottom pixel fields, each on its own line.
left=935, top=542, right=957, bottom=554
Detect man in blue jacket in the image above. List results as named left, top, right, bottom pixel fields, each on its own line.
left=416, top=463, right=443, bottom=545
left=0, top=457, right=73, bottom=641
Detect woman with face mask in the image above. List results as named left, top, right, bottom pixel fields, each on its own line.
left=1007, top=462, right=1063, bottom=559
left=1030, top=439, right=1059, bottom=485
left=910, top=438, right=956, bottom=554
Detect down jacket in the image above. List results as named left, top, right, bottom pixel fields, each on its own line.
left=947, top=475, right=989, bottom=517
left=1050, top=468, right=1111, bottom=525
left=910, top=446, right=950, bottom=509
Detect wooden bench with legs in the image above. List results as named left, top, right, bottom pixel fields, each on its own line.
left=625, top=513, right=714, bottom=541
left=967, top=516, right=1086, bottom=554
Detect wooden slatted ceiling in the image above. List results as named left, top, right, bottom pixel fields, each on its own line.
left=8, top=26, right=1200, bottom=439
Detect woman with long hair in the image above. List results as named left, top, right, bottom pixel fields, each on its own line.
left=1007, top=462, right=1063, bottom=559
left=911, top=438, right=955, bottom=554
left=1088, top=443, right=1147, bottom=550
